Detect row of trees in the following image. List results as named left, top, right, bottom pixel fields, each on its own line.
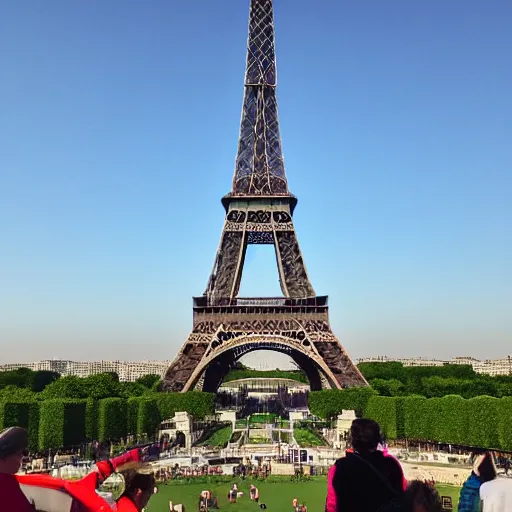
left=358, top=362, right=512, bottom=399
left=0, top=392, right=215, bottom=452
left=0, top=369, right=162, bottom=401
left=309, top=388, right=512, bottom=451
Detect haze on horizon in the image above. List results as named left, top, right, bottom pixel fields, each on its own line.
left=1, top=0, right=511, bottom=365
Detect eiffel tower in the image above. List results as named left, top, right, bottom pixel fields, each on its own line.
left=162, top=0, right=367, bottom=392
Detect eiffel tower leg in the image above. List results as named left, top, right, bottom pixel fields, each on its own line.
left=161, top=333, right=211, bottom=392
left=313, top=336, right=367, bottom=388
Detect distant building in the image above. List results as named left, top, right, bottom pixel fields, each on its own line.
left=0, top=359, right=171, bottom=382
left=357, top=356, right=512, bottom=376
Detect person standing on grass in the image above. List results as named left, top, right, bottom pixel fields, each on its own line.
left=250, top=484, right=259, bottom=502
left=0, top=427, right=34, bottom=511
left=457, top=452, right=497, bottom=512
left=325, top=419, right=405, bottom=512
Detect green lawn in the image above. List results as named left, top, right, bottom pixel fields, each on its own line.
left=198, top=426, right=233, bottom=447
left=293, top=427, right=326, bottom=447
left=147, top=478, right=461, bottom=511
left=147, top=478, right=326, bottom=511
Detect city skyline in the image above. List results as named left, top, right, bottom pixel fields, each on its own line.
left=2, top=353, right=511, bottom=378
left=1, top=0, right=511, bottom=363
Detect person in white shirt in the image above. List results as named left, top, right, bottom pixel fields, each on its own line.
left=480, top=477, right=512, bottom=512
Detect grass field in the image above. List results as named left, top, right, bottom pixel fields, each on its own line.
left=146, top=478, right=461, bottom=511
left=293, top=428, right=326, bottom=447
left=198, top=426, right=233, bottom=447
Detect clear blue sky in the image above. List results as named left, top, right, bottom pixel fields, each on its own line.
left=1, top=0, right=511, bottom=364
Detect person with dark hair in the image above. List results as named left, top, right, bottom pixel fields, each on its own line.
left=0, top=427, right=35, bottom=511
left=117, top=470, right=157, bottom=512
left=403, top=480, right=443, bottom=512
left=458, top=452, right=497, bottom=512
left=325, top=419, right=405, bottom=512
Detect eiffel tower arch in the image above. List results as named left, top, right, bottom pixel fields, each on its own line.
left=162, top=0, right=367, bottom=393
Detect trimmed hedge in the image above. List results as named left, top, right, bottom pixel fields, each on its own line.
left=127, top=396, right=161, bottom=437
left=85, top=398, right=98, bottom=441
left=98, top=398, right=128, bottom=442
left=402, top=397, right=433, bottom=441
left=435, top=395, right=468, bottom=446
left=138, top=397, right=160, bottom=437
left=309, top=388, right=377, bottom=419
left=156, top=392, right=215, bottom=420
left=498, top=397, right=512, bottom=451
left=0, top=400, right=40, bottom=452
left=39, top=399, right=86, bottom=450
left=466, top=396, right=499, bottom=449
left=127, top=397, right=140, bottom=436
left=365, top=396, right=397, bottom=439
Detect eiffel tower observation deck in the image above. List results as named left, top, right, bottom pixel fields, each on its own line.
left=162, top=0, right=367, bottom=393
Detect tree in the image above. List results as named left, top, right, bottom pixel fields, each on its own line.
left=0, top=368, right=34, bottom=389
left=358, top=362, right=407, bottom=383
left=369, top=378, right=405, bottom=396
left=135, top=374, right=161, bottom=389
left=41, top=376, right=87, bottom=399
left=119, top=382, right=148, bottom=399
left=420, top=377, right=466, bottom=398
left=30, top=371, right=60, bottom=392
left=84, top=373, right=120, bottom=399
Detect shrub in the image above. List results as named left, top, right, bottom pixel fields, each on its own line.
left=308, top=388, right=377, bottom=419
left=98, top=398, right=128, bottom=441
left=85, top=398, right=99, bottom=440
left=403, top=397, right=433, bottom=441
left=127, top=397, right=141, bottom=435
left=138, top=397, right=161, bottom=437
left=39, top=399, right=86, bottom=450
left=365, top=396, right=397, bottom=439
left=435, top=395, right=468, bottom=445
left=0, top=400, right=40, bottom=452
left=127, top=397, right=161, bottom=437
left=156, top=392, right=215, bottom=420
left=466, top=396, right=499, bottom=449
left=498, top=397, right=512, bottom=451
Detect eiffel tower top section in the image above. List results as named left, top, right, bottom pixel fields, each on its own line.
left=224, top=0, right=295, bottom=210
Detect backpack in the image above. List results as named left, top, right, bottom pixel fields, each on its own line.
left=351, top=453, right=405, bottom=512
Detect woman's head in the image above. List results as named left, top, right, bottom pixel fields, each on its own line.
left=120, top=470, right=156, bottom=511
left=404, top=481, right=442, bottom=512
left=350, top=419, right=382, bottom=453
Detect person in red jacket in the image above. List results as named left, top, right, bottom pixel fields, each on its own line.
left=116, top=470, right=156, bottom=512
left=0, top=426, right=34, bottom=511
left=16, top=444, right=144, bottom=511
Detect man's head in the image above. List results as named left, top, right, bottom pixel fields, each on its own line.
left=0, top=427, right=28, bottom=474
left=121, top=470, right=156, bottom=511
left=350, top=419, right=381, bottom=453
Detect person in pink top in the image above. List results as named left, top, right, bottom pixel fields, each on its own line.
left=325, top=430, right=407, bottom=512
left=379, top=443, right=408, bottom=491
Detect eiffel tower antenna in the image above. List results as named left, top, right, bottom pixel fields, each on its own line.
left=162, top=0, right=367, bottom=393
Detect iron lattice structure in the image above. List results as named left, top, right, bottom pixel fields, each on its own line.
left=162, top=0, right=367, bottom=393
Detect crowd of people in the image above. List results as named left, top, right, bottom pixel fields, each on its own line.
left=155, top=464, right=224, bottom=482
left=3, top=419, right=512, bottom=511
